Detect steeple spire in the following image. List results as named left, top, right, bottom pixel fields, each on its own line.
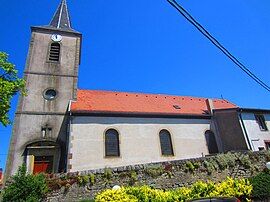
left=49, top=0, right=72, bottom=30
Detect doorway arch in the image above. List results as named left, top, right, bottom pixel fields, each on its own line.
left=25, top=140, right=60, bottom=174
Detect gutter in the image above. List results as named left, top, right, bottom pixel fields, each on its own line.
left=214, top=107, right=270, bottom=114
left=70, top=111, right=212, bottom=119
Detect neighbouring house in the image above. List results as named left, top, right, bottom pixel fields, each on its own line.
left=4, top=0, right=270, bottom=178
left=214, top=108, right=270, bottom=152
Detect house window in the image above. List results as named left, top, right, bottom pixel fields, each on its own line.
left=265, top=142, right=270, bottom=150
left=49, top=43, right=60, bottom=62
left=105, top=129, right=120, bottom=157
left=258, top=147, right=265, bottom=151
left=255, top=114, right=268, bottom=131
left=159, top=129, right=174, bottom=156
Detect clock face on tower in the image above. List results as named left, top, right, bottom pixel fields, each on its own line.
left=51, top=34, right=62, bottom=42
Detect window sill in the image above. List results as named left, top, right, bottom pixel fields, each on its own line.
left=161, top=155, right=175, bottom=157
left=104, top=156, right=121, bottom=159
left=46, top=61, right=60, bottom=64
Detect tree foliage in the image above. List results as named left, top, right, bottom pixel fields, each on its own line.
left=2, top=165, right=48, bottom=202
left=0, top=52, right=25, bottom=126
left=250, top=171, right=270, bottom=199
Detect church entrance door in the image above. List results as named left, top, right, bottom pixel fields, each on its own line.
left=25, top=140, right=61, bottom=174
left=33, top=156, right=54, bottom=174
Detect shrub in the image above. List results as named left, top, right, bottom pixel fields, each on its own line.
left=184, top=161, right=195, bottom=173
left=89, top=174, right=95, bottom=185
left=144, top=165, right=164, bottom=178
left=95, top=188, right=138, bottom=202
left=2, top=165, right=48, bottom=202
left=260, top=150, right=270, bottom=162
left=128, top=171, right=137, bottom=185
left=125, top=186, right=174, bottom=202
left=215, top=152, right=237, bottom=170
left=94, top=177, right=252, bottom=202
left=78, top=175, right=90, bottom=186
left=77, top=173, right=96, bottom=187
left=189, top=181, right=216, bottom=198
left=203, top=159, right=218, bottom=175
left=250, top=171, right=270, bottom=199
left=213, top=177, right=252, bottom=201
left=239, top=155, right=252, bottom=169
left=103, top=168, right=113, bottom=180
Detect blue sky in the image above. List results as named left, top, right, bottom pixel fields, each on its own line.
left=1, top=0, right=270, bottom=170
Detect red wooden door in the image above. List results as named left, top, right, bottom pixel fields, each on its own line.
left=33, top=156, right=53, bottom=174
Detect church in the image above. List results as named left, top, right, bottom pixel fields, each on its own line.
left=5, top=0, right=270, bottom=176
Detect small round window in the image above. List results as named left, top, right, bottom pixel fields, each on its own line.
left=43, top=89, right=57, bottom=100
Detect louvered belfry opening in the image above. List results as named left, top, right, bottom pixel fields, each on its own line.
left=49, top=43, right=61, bottom=62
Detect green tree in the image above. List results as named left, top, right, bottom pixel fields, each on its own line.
left=250, top=171, right=270, bottom=199
left=0, top=52, right=25, bottom=126
left=2, top=165, right=48, bottom=202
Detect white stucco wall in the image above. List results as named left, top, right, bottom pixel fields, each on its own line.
left=69, top=116, right=211, bottom=172
left=241, top=113, right=270, bottom=151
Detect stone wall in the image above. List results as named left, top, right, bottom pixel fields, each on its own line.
left=45, top=151, right=270, bottom=202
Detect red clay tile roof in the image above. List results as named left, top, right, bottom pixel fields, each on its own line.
left=70, top=90, right=237, bottom=116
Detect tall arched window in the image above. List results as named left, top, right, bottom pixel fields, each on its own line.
left=159, top=129, right=174, bottom=156
left=49, top=43, right=61, bottom=62
left=205, top=130, right=218, bottom=154
left=105, top=129, right=120, bottom=157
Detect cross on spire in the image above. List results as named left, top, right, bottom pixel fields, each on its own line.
left=49, top=0, right=72, bottom=30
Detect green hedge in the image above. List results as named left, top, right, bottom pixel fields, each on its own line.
left=95, top=177, right=252, bottom=202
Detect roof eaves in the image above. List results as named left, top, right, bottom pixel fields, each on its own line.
left=239, top=108, right=270, bottom=113
left=31, top=26, right=81, bottom=35
left=213, top=107, right=239, bottom=112
left=70, top=110, right=212, bottom=119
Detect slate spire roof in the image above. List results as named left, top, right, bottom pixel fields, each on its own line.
left=49, top=0, right=72, bottom=30
left=33, top=0, right=80, bottom=33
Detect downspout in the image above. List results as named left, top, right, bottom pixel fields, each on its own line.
left=65, top=100, right=73, bottom=172
left=238, top=110, right=252, bottom=150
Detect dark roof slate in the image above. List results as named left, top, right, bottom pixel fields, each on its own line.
left=50, top=0, right=71, bottom=29
left=37, top=0, right=79, bottom=33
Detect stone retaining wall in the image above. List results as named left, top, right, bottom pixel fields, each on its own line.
left=45, top=151, right=270, bottom=202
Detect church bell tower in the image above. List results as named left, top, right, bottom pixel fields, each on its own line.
left=6, top=0, right=81, bottom=177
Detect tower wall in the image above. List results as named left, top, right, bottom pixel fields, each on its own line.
left=5, top=28, right=81, bottom=177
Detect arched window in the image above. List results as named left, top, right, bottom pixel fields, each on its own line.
left=49, top=43, right=61, bottom=62
left=205, top=130, right=218, bottom=154
left=159, top=129, right=174, bottom=156
left=105, top=129, right=120, bottom=157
